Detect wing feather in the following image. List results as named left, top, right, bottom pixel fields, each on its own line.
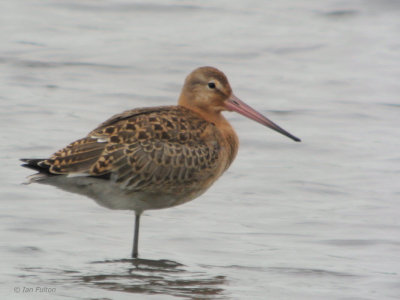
left=45, top=138, right=105, bottom=174
left=41, top=106, right=222, bottom=193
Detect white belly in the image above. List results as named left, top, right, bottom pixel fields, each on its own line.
left=31, top=174, right=208, bottom=214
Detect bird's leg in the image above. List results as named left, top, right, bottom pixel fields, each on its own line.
left=132, top=213, right=141, bottom=258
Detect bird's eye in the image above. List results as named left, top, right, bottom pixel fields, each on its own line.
left=208, top=82, right=216, bottom=89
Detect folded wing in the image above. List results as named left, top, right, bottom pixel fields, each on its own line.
left=34, top=106, right=221, bottom=193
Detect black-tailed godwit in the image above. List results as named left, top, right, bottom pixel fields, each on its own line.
left=21, top=66, right=300, bottom=258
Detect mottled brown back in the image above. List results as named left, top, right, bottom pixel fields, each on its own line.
left=43, top=106, right=222, bottom=193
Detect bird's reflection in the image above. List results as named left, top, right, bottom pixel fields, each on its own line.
left=76, top=258, right=226, bottom=298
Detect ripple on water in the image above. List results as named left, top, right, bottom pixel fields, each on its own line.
left=268, top=267, right=358, bottom=278
left=319, top=239, right=400, bottom=247
left=20, top=259, right=228, bottom=299
left=220, top=264, right=357, bottom=278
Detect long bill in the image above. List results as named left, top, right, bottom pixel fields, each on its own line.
left=225, top=94, right=301, bottom=142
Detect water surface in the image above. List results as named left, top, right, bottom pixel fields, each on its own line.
left=1, top=0, right=399, bottom=299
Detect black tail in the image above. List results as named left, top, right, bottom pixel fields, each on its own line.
left=20, top=158, right=52, bottom=174
left=21, top=158, right=111, bottom=180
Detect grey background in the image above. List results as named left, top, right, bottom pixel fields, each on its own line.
left=1, top=1, right=399, bottom=299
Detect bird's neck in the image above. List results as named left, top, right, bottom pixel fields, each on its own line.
left=178, top=94, right=223, bottom=125
left=178, top=98, right=239, bottom=171
left=217, top=113, right=239, bottom=171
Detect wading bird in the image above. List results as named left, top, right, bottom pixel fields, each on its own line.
left=21, top=66, right=300, bottom=258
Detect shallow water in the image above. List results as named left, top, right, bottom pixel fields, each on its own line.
left=1, top=0, right=400, bottom=299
